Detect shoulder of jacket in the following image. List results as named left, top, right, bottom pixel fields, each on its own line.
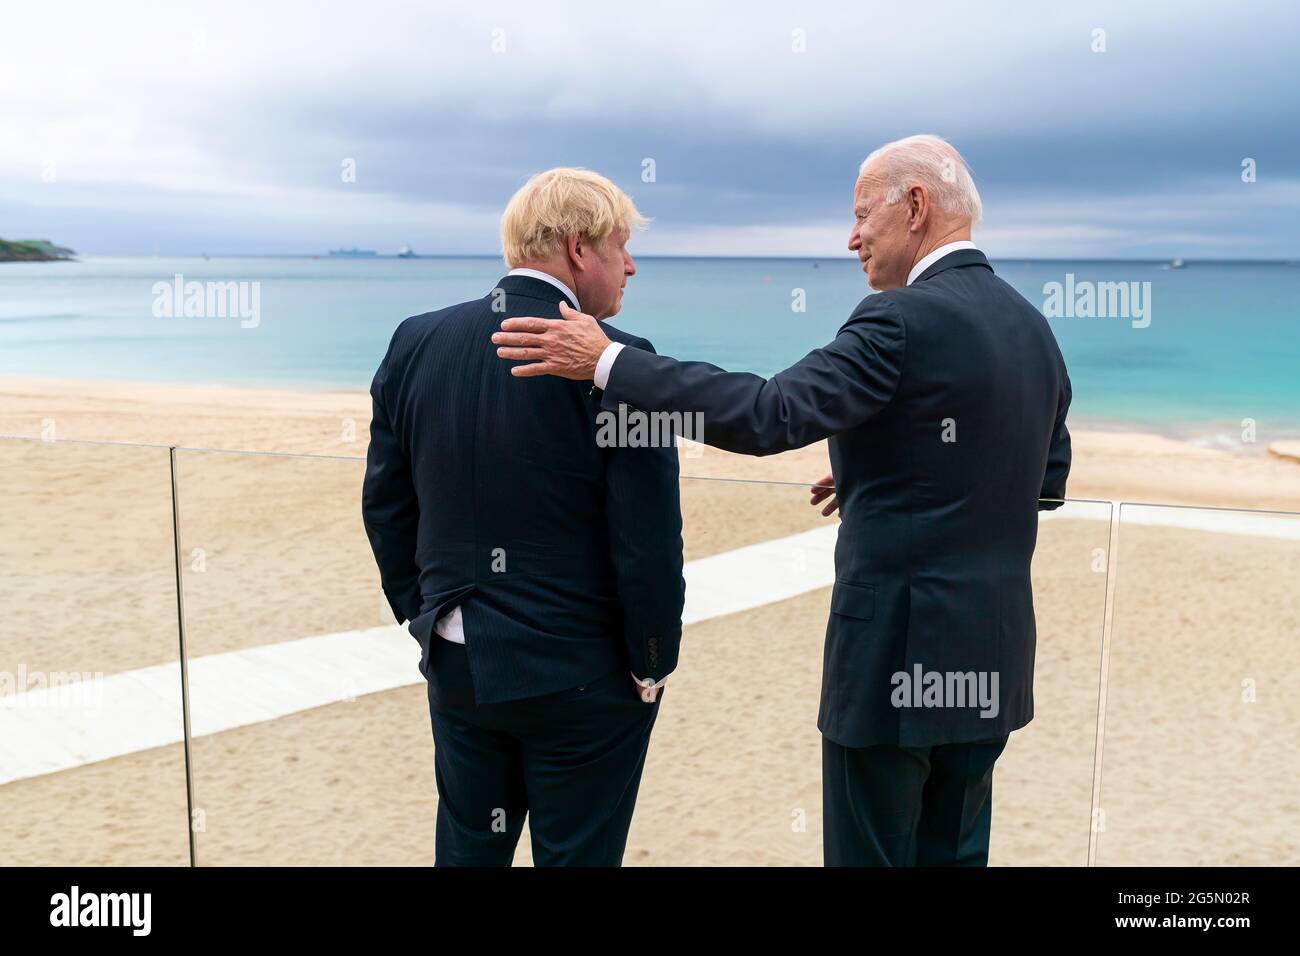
left=841, top=289, right=910, bottom=331
left=603, top=322, right=654, bottom=353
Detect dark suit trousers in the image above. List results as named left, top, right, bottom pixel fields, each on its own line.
left=425, top=636, right=660, bottom=866
left=822, top=735, right=1009, bottom=866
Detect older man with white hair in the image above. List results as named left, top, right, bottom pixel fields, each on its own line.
left=492, top=135, right=1073, bottom=866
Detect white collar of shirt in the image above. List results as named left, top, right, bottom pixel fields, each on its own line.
left=506, top=268, right=580, bottom=310
left=906, top=240, right=979, bottom=287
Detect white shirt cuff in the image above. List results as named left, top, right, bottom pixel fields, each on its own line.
left=631, top=672, right=667, bottom=702
left=593, top=342, right=626, bottom=390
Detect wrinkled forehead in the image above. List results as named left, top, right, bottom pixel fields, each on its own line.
left=853, top=172, right=884, bottom=206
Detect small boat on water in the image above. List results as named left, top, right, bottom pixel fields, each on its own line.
left=397, top=246, right=417, bottom=258
left=1169, top=258, right=1185, bottom=269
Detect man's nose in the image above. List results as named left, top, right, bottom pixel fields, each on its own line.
left=848, top=227, right=860, bottom=251
left=626, top=255, right=637, bottom=276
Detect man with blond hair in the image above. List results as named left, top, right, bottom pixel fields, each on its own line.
left=493, top=136, right=1073, bottom=866
left=362, top=167, right=684, bottom=866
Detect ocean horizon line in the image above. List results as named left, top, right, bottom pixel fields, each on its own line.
left=26, top=253, right=1300, bottom=265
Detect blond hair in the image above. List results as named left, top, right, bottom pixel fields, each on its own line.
left=860, top=134, right=983, bottom=225
left=500, top=167, right=648, bottom=267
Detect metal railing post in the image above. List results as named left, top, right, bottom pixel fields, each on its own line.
left=169, top=446, right=199, bottom=867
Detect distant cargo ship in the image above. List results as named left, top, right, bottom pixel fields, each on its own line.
left=328, top=248, right=377, bottom=257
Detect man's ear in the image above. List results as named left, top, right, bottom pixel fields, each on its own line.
left=566, top=234, right=586, bottom=273
left=908, top=186, right=927, bottom=231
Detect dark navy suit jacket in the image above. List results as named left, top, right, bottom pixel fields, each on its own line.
left=363, top=274, right=686, bottom=704
left=599, top=249, right=1071, bottom=747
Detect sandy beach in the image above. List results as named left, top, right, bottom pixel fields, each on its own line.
left=1, top=375, right=1297, bottom=866
left=5, top=375, right=1300, bottom=510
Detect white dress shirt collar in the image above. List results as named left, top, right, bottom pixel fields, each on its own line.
left=506, top=267, right=580, bottom=310
left=906, top=240, right=979, bottom=286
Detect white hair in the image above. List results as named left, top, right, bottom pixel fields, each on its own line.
left=858, top=134, right=982, bottom=224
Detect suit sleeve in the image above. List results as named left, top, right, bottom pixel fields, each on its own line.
left=1038, top=366, right=1073, bottom=511
left=361, top=335, right=423, bottom=623
left=602, top=337, right=686, bottom=683
left=600, top=295, right=906, bottom=456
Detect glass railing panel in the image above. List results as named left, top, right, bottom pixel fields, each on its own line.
left=620, top=482, right=1107, bottom=866
left=172, top=449, right=409, bottom=865
left=994, top=498, right=1111, bottom=866
left=613, top=476, right=837, bottom=866
left=0, top=437, right=189, bottom=865
left=1097, top=503, right=1300, bottom=865
left=169, top=455, right=1109, bottom=866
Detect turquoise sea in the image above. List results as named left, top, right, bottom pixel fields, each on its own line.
left=2, top=256, right=1298, bottom=446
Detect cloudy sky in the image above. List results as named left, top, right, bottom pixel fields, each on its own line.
left=2, top=1, right=1298, bottom=258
